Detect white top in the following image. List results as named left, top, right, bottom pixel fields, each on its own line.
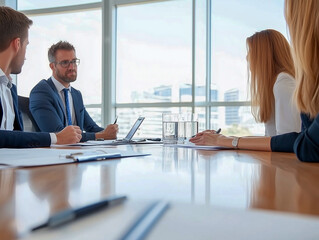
left=0, top=68, right=15, bottom=130
left=264, top=72, right=301, bottom=136
left=51, top=76, right=76, bottom=125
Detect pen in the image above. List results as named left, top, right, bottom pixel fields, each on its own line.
left=146, top=138, right=162, bottom=141
left=119, top=200, right=169, bottom=240
left=114, top=116, right=118, bottom=124
left=32, top=195, right=127, bottom=231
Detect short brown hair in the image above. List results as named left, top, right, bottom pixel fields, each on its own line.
left=48, top=41, right=76, bottom=63
left=0, top=6, right=33, bottom=52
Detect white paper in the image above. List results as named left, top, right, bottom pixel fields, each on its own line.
left=0, top=148, right=148, bottom=167
left=22, top=201, right=319, bottom=240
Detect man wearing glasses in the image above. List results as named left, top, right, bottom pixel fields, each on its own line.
left=29, top=41, right=118, bottom=142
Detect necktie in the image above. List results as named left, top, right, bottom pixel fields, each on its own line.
left=62, top=88, right=72, bottom=126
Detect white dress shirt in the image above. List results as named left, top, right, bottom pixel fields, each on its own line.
left=0, top=68, right=57, bottom=144
left=51, top=76, right=77, bottom=125
left=264, top=72, right=301, bottom=136
left=0, top=68, right=15, bottom=130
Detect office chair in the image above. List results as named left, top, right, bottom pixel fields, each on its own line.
left=18, top=96, right=40, bottom=132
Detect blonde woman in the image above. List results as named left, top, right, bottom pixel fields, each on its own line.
left=248, top=29, right=300, bottom=136
left=190, top=30, right=301, bottom=152
left=284, top=0, right=319, bottom=162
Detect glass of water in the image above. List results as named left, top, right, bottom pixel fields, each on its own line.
left=162, top=113, right=179, bottom=144
left=178, top=113, right=198, bottom=144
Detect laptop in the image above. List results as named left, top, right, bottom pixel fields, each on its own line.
left=115, top=117, right=145, bottom=143
left=82, top=116, right=161, bottom=146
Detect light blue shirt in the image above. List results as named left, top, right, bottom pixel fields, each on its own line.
left=0, top=68, right=14, bottom=130
left=0, top=68, right=57, bottom=144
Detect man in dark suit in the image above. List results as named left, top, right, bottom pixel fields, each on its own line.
left=0, top=7, right=82, bottom=148
left=29, top=41, right=118, bottom=142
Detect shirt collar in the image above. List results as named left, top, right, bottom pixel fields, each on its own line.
left=51, top=76, right=72, bottom=93
left=0, top=68, right=12, bottom=89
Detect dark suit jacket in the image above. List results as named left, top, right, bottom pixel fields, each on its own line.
left=29, top=78, right=103, bottom=142
left=271, top=113, right=319, bottom=162
left=0, top=84, right=51, bottom=148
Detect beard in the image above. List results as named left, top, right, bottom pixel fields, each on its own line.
left=55, top=69, right=77, bottom=83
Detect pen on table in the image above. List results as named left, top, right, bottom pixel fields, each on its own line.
left=191, top=128, right=222, bottom=138
left=32, top=195, right=127, bottom=231
left=119, top=200, right=170, bottom=240
left=114, top=116, right=118, bottom=124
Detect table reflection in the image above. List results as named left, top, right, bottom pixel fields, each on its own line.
left=12, top=160, right=118, bottom=237
left=2, top=144, right=318, bottom=239
left=0, top=169, right=16, bottom=239
left=114, top=146, right=319, bottom=216
left=249, top=152, right=319, bottom=216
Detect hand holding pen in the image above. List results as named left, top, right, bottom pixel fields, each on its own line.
left=189, top=128, right=222, bottom=145
left=95, top=116, right=119, bottom=140
left=191, top=128, right=221, bottom=138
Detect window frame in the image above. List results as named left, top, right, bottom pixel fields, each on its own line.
left=108, top=0, right=249, bottom=130
left=14, top=0, right=250, bottom=130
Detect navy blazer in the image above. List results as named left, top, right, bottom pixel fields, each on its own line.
left=271, top=113, right=319, bottom=162
left=0, top=84, right=51, bottom=148
left=29, top=78, right=103, bottom=142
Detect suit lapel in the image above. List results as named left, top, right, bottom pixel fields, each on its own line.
left=47, top=78, right=67, bottom=118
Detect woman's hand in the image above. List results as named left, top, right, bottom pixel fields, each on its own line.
left=190, top=130, right=227, bottom=146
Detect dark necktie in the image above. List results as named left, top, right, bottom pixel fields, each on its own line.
left=63, top=88, right=72, bottom=126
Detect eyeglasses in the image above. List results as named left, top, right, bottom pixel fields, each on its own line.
left=55, top=59, right=80, bottom=68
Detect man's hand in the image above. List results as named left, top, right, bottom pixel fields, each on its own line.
left=56, top=126, right=82, bottom=144
left=95, top=124, right=118, bottom=140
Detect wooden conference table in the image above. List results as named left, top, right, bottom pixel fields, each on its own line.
left=1, top=144, right=319, bottom=239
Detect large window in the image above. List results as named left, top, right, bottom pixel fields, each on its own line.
left=113, top=0, right=286, bottom=137
left=14, top=0, right=287, bottom=137
left=210, top=0, right=287, bottom=135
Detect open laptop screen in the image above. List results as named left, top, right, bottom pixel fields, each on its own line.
left=123, top=117, right=145, bottom=141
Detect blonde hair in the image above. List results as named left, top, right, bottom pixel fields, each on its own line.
left=285, top=0, right=319, bottom=119
left=247, top=29, right=295, bottom=123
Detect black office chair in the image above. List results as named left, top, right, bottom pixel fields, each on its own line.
left=18, top=96, right=40, bottom=132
